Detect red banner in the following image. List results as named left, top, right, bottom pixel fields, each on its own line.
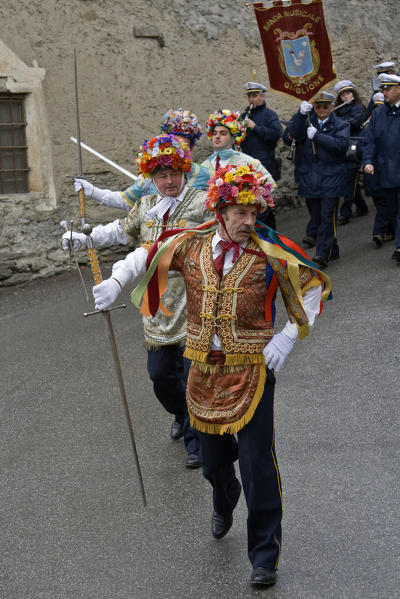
left=253, top=0, right=336, bottom=101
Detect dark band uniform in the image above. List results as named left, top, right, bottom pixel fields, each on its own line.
left=334, top=81, right=368, bottom=221
left=283, top=93, right=349, bottom=263
left=362, top=74, right=400, bottom=256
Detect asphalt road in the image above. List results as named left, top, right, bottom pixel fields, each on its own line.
left=1, top=203, right=399, bottom=599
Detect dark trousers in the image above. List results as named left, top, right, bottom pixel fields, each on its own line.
left=147, top=345, right=199, bottom=455
left=197, top=370, right=282, bottom=570
left=340, top=168, right=368, bottom=218
left=305, top=196, right=339, bottom=260
left=380, top=188, right=400, bottom=248
left=372, top=193, right=396, bottom=237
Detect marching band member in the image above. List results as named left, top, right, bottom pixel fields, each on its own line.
left=240, top=81, right=282, bottom=181
left=334, top=80, right=369, bottom=225
left=283, top=91, right=349, bottom=268
left=367, top=61, right=397, bottom=115
left=363, top=73, right=400, bottom=263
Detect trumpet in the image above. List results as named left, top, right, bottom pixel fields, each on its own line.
left=244, top=103, right=254, bottom=122
left=287, top=138, right=296, bottom=161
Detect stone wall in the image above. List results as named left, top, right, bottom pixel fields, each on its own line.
left=0, top=0, right=399, bottom=285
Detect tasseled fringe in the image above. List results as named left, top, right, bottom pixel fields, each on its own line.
left=183, top=348, right=209, bottom=362
left=184, top=347, right=265, bottom=367
left=192, top=362, right=248, bottom=375
left=189, top=366, right=267, bottom=435
left=224, top=353, right=265, bottom=366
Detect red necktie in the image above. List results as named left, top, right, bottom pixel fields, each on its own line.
left=215, top=154, right=221, bottom=173
left=213, top=240, right=240, bottom=277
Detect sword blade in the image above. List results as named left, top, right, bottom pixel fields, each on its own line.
left=70, top=137, right=138, bottom=181
left=73, top=50, right=83, bottom=178
left=102, top=310, right=147, bottom=506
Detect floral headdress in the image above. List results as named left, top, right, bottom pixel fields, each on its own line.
left=206, top=109, right=247, bottom=145
left=160, top=108, right=202, bottom=145
left=136, top=133, right=192, bottom=178
left=205, top=164, right=274, bottom=213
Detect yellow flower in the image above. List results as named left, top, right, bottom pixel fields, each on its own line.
left=222, top=109, right=231, bottom=116
left=235, top=165, right=251, bottom=177
left=224, top=171, right=234, bottom=183
left=238, top=190, right=255, bottom=205
left=163, top=147, right=173, bottom=154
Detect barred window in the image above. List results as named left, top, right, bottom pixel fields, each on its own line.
left=0, top=94, right=30, bottom=194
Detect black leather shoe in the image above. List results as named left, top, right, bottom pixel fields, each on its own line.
left=186, top=453, right=201, bottom=469
left=170, top=419, right=183, bottom=440
left=212, top=511, right=233, bottom=539
left=312, top=255, right=328, bottom=268
left=373, top=234, right=383, bottom=248
left=211, top=478, right=241, bottom=539
left=392, top=249, right=400, bottom=263
left=250, top=567, right=277, bottom=586
left=302, top=235, right=316, bottom=247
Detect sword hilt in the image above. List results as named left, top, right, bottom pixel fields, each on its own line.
left=79, top=188, right=86, bottom=221
left=81, top=223, right=102, bottom=286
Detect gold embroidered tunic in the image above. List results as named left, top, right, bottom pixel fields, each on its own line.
left=171, top=233, right=319, bottom=434
left=122, top=187, right=210, bottom=347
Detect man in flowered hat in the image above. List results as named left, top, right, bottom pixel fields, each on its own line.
left=72, top=108, right=210, bottom=211
left=202, top=109, right=277, bottom=227
left=63, top=134, right=212, bottom=468
left=91, top=163, right=331, bottom=587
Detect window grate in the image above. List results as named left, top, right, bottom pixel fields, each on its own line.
left=0, top=94, right=30, bottom=194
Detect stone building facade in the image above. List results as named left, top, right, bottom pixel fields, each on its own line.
left=0, top=0, right=398, bottom=285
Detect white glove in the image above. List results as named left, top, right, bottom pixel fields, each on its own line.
left=74, top=178, right=94, bottom=197
left=74, top=178, right=128, bottom=210
left=76, top=219, right=128, bottom=249
left=300, top=101, right=313, bottom=115
left=263, top=331, right=296, bottom=372
left=307, top=125, right=318, bottom=140
left=61, top=230, right=87, bottom=250
left=93, top=278, right=122, bottom=311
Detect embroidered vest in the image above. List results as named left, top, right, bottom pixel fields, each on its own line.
left=172, top=233, right=311, bottom=365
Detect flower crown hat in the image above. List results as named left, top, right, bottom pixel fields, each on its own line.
left=206, top=109, right=248, bottom=145
left=161, top=108, right=202, bottom=146
left=205, top=163, right=274, bottom=214
left=136, top=133, right=192, bottom=178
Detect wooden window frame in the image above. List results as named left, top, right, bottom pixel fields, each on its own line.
left=0, top=93, right=30, bottom=194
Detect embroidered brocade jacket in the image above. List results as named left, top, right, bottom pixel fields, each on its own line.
left=122, top=187, right=210, bottom=347
left=170, top=233, right=317, bottom=434
left=171, top=233, right=313, bottom=364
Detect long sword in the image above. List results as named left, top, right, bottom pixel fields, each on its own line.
left=73, top=49, right=146, bottom=506
left=70, top=137, right=138, bottom=181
